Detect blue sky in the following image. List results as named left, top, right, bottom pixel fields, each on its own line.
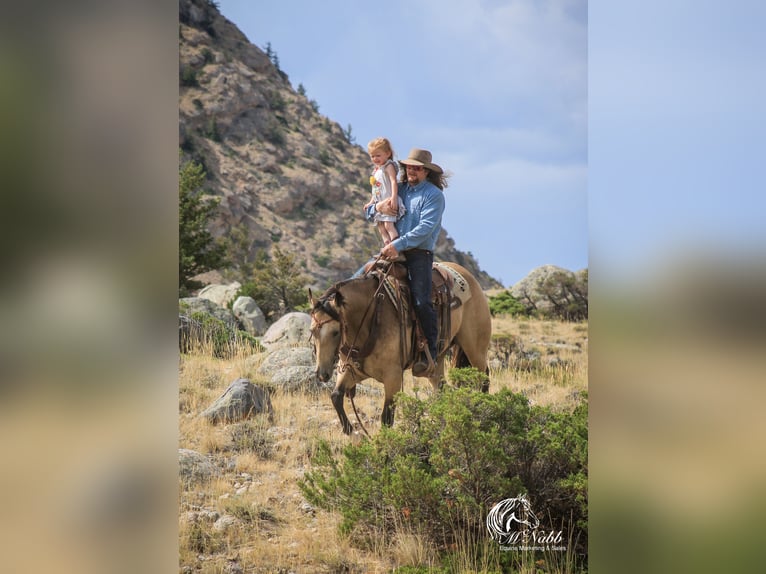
left=214, top=1, right=765, bottom=288
left=215, top=0, right=588, bottom=287
left=589, top=0, right=766, bottom=282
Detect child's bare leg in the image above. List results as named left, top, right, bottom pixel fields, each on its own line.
left=378, top=222, right=392, bottom=245
left=384, top=221, right=398, bottom=242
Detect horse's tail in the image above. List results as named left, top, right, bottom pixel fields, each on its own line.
left=450, top=343, right=471, bottom=369
left=449, top=343, right=490, bottom=393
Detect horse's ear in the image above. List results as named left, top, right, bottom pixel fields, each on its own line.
left=308, top=288, right=315, bottom=306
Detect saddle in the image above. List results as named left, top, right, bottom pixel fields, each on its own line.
left=366, top=259, right=462, bottom=369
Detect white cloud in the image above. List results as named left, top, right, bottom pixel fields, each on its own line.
left=421, top=0, right=587, bottom=105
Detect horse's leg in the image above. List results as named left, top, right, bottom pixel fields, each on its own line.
left=331, top=372, right=355, bottom=435
left=381, top=397, right=395, bottom=427
left=381, top=375, right=403, bottom=428
left=428, top=355, right=447, bottom=392
left=330, top=389, right=353, bottom=435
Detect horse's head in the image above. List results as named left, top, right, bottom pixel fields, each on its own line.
left=309, top=288, right=342, bottom=382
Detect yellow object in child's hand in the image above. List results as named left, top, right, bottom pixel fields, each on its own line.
left=369, top=175, right=376, bottom=186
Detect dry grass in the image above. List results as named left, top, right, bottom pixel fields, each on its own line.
left=178, top=316, right=587, bottom=573
left=489, top=317, right=588, bottom=410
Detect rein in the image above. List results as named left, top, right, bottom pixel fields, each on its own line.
left=349, top=394, right=371, bottom=438
left=312, top=254, right=404, bottom=438
left=310, top=253, right=390, bottom=374
left=337, top=271, right=388, bottom=375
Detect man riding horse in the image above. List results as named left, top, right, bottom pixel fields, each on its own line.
left=310, top=259, right=491, bottom=434
left=367, top=148, right=448, bottom=377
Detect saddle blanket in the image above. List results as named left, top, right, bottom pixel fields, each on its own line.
left=433, top=262, right=472, bottom=305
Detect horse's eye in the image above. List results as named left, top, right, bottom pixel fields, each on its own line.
left=332, top=330, right=339, bottom=338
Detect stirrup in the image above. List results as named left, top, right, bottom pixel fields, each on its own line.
left=412, top=347, right=435, bottom=377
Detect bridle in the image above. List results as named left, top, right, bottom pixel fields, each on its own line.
left=309, top=258, right=401, bottom=438
left=337, top=271, right=390, bottom=439
left=310, top=254, right=392, bottom=374
left=309, top=291, right=342, bottom=345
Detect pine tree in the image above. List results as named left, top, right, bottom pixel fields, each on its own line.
left=179, top=156, right=227, bottom=295
left=238, top=245, right=308, bottom=320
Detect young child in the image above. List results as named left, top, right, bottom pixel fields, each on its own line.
left=364, top=137, right=404, bottom=245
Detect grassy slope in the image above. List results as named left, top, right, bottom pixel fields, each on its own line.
left=179, top=317, right=588, bottom=573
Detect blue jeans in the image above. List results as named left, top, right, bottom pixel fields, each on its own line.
left=404, top=249, right=437, bottom=359
left=350, top=258, right=373, bottom=279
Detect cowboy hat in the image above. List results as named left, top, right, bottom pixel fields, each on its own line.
left=399, top=148, right=443, bottom=174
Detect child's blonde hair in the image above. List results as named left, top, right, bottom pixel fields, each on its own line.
left=367, top=137, right=395, bottom=159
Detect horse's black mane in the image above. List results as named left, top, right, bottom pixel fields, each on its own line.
left=314, top=272, right=383, bottom=318
left=313, top=289, right=342, bottom=321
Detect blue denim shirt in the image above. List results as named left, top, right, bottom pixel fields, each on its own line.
left=364, top=180, right=445, bottom=252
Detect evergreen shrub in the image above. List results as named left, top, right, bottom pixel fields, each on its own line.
left=299, top=388, right=588, bottom=568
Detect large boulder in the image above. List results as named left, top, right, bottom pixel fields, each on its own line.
left=232, top=296, right=267, bottom=336
left=257, top=347, right=326, bottom=392
left=261, top=312, right=312, bottom=350
left=257, top=347, right=314, bottom=376
left=179, top=296, right=236, bottom=327
left=200, top=378, right=273, bottom=424
left=509, top=265, right=587, bottom=315
left=269, top=366, right=322, bottom=392
left=197, top=282, right=242, bottom=308
left=179, top=449, right=217, bottom=485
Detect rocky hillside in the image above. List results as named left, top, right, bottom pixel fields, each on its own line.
left=179, top=0, right=502, bottom=290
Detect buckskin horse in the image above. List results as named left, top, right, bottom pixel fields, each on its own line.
left=309, top=260, right=492, bottom=435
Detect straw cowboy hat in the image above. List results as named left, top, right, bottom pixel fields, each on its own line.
left=399, top=148, right=443, bottom=174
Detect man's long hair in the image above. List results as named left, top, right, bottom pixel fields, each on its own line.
left=399, top=169, right=450, bottom=190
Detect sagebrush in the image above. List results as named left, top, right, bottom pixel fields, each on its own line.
left=299, top=387, right=588, bottom=571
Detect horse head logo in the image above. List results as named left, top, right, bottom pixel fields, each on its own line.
left=486, top=494, right=540, bottom=544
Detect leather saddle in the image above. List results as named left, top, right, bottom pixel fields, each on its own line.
left=364, top=258, right=459, bottom=365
